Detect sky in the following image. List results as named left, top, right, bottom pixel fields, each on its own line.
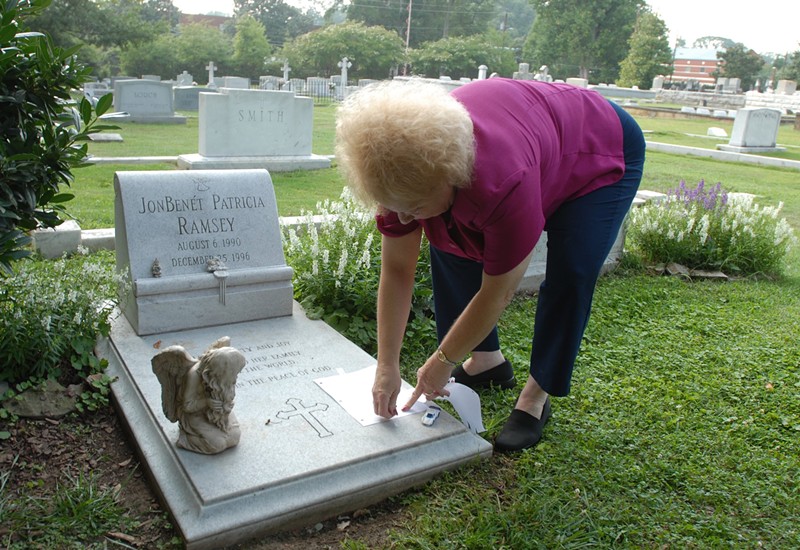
left=173, top=0, right=800, bottom=55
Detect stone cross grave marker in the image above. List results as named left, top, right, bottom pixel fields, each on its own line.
left=205, top=61, right=217, bottom=88
left=338, top=57, right=352, bottom=99
left=282, top=59, right=291, bottom=82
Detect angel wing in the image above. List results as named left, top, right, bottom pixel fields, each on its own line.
left=206, top=336, right=231, bottom=351
left=151, top=346, right=196, bottom=422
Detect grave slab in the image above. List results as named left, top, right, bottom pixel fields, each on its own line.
left=98, top=304, right=492, bottom=549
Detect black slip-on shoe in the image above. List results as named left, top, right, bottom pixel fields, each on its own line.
left=494, top=397, right=551, bottom=453
left=451, top=359, right=516, bottom=390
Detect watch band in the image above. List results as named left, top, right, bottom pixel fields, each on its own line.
left=436, top=347, right=458, bottom=367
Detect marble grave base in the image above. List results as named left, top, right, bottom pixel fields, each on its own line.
left=176, top=154, right=331, bottom=172
left=97, top=302, right=492, bottom=549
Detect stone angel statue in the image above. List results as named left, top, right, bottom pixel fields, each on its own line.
left=152, top=337, right=246, bottom=454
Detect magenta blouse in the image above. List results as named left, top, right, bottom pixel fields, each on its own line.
left=376, top=78, right=626, bottom=275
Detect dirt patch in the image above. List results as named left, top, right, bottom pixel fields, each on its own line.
left=1, top=406, right=407, bottom=548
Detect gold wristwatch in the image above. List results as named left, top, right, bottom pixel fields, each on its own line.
left=436, top=347, right=458, bottom=367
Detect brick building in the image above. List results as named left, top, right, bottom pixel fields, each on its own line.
left=669, top=47, right=724, bottom=87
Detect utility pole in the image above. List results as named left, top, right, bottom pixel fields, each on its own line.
left=403, top=0, right=413, bottom=75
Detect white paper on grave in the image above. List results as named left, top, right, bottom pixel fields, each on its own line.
left=315, top=365, right=486, bottom=433
left=314, top=364, right=427, bottom=426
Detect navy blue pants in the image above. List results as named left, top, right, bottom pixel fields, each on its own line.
left=430, top=101, right=645, bottom=396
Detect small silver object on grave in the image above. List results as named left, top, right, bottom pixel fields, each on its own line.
left=151, top=258, right=162, bottom=278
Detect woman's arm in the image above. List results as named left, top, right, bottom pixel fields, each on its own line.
left=374, top=228, right=423, bottom=418
left=403, top=249, right=534, bottom=409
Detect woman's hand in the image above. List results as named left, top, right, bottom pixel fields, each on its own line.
left=373, top=364, right=402, bottom=418
left=402, top=354, right=452, bottom=411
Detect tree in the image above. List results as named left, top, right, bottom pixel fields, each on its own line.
left=0, top=0, right=114, bottom=274
left=617, top=10, right=671, bottom=89
left=693, top=36, right=735, bottom=50
left=279, top=21, right=405, bottom=79
left=232, top=16, right=272, bottom=79
left=119, top=34, right=180, bottom=79
left=717, top=43, right=765, bottom=91
left=409, top=31, right=517, bottom=78
left=175, top=24, right=234, bottom=83
left=343, top=0, right=496, bottom=49
left=523, top=0, right=644, bottom=83
left=779, top=50, right=800, bottom=81
left=234, top=0, right=318, bottom=50
left=30, top=0, right=170, bottom=49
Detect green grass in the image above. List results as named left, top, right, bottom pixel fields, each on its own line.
left=389, top=273, right=800, bottom=548
left=0, top=466, right=138, bottom=547
left=638, top=115, right=800, bottom=161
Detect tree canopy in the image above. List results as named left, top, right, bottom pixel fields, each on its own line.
left=232, top=15, right=272, bottom=79
left=234, top=0, right=319, bottom=50
left=341, top=0, right=496, bottom=49
left=409, top=30, right=517, bottom=78
left=279, top=21, right=405, bottom=79
left=523, top=0, right=644, bottom=83
left=617, top=10, right=672, bottom=89
left=717, top=43, right=765, bottom=91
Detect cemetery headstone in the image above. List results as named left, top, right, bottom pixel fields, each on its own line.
left=717, top=107, right=785, bottom=153
left=776, top=80, right=797, bottom=95
left=513, top=63, right=534, bottom=80
left=174, top=87, right=216, bottom=111
left=566, top=77, right=588, bottom=88
left=83, top=81, right=112, bottom=105
left=114, top=169, right=293, bottom=334
left=220, top=76, right=251, bottom=89
left=478, top=65, right=488, bottom=80
left=259, top=76, right=281, bottom=90
left=177, top=71, right=194, bottom=87
left=142, top=74, right=161, bottom=81
left=652, top=75, right=664, bottom=90
left=177, top=88, right=331, bottom=171
left=110, top=79, right=186, bottom=124
left=534, top=65, right=553, bottom=82
left=98, top=168, right=492, bottom=548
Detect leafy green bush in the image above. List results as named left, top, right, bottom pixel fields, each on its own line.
left=0, top=250, right=118, bottom=383
left=627, top=180, right=797, bottom=276
left=282, top=189, right=435, bottom=355
left=0, top=0, right=114, bottom=275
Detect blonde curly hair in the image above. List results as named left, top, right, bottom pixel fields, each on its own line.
left=335, top=79, right=475, bottom=209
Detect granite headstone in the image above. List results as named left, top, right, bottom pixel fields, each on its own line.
left=177, top=88, right=330, bottom=171
left=114, top=169, right=293, bottom=335
left=717, top=107, right=785, bottom=153
left=111, top=79, right=186, bottom=124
